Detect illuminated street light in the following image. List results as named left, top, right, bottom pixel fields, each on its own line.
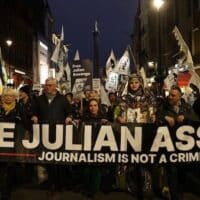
left=5, top=39, right=13, bottom=81
left=6, top=39, right=13, bottom=47
left=153, top=0, right=165, bottom=96
left=152, top=0, right=165, bottom=77
left=153, top=0, right=164, bottom=11
left=148, top=61, right=155, bottom=69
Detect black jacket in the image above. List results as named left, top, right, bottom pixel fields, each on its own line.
left=32, top=92, right=72, bottom=124
left=0, top=101, right=23, bottom=123
left=156, top=98, right=199, bottom=125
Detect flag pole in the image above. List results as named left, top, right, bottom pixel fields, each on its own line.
left=127, top=45, right=138, bottom=74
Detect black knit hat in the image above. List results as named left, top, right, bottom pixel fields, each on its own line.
left=19, top=85, right=30, bottom=95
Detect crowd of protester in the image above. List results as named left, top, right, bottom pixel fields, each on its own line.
left=0, top=75, right=200, bottom=200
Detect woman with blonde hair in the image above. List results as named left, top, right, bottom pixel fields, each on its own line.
left=0, top=87, right=22, bottom=200
left=0, top=88, right=21, bottom=122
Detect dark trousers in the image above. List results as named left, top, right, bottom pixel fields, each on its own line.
left=83, top=166, right=101, bottom=196
left=166, top=165, right=183, bottom=200
left=0, top=163, right=15, bottom=200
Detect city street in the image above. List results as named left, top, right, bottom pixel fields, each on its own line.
left=1, top=1, right=200, bottom=200
left=12, top=189, right=134, bottom=200
left=11, top=187, right=200, bottom=200
left=5, top=163, right=200, bottom=200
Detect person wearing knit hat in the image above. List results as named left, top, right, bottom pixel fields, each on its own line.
left=128, top=73, right=144, bottom=96
left=19, top=84, right=30, bottom=94
left=19, top=84, right=35, bottom=185
left=19, top=85, right=30, bottom=104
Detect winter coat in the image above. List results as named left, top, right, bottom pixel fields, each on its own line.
left=0, top=101, right=22, bottom=123
left=157, top=98, right=200, bottom=125
left=32, top=92, right=72, bottom=124
left=114, top=88, right=156, bottom=123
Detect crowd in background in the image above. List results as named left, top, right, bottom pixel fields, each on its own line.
left=0, top=75, right=200, bottom=200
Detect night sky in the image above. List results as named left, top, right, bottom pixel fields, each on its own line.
left=48, top=0, right=138, bottom=66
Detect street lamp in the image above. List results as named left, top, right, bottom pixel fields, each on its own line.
left=153, top=0, right=165, bottom=95
left=6, top=39, right=13, bottom=47
left=5, top=39, right=13, bottom=83
left=153, top=0, right=164, bottom=11
left=153, top=0, right=164, bottom=75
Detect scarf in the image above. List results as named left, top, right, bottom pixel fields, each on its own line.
left=45, top=92, right=56, bottom=104
left=2, top=101, right=16, bottom=114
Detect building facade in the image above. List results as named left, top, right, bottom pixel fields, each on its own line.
left=0, top=0, right=53, bottom=87
left=132, top=0, right=200, bottom=77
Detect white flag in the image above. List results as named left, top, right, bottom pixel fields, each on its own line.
left=105, top=49, right=116, bottom=78
left=0, top=47, right=8, bottom=85
left=51, top=41, right=61, bottom=63
left=114, top=49, right=130, bottom=75
left=74, top=50, right=80, bottom=61
left=61, top=62, right=71, bottom=93
left=105, top=72, right=119, bottom=92
left=172, top=26, right=194, bottom=67
left=60, top=25, right=64, bottom=41
left=164, top=74, right=176, bottom=90
left=51, top=26, right=64, bottom=63
left=64, top=62, right=71, bottom=81
left=100, top=84, right=111, bottom=106
left=121, top=80, right=128, bottom=97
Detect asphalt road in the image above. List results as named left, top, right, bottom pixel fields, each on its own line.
left=11, top=188, right=200, bottom=200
